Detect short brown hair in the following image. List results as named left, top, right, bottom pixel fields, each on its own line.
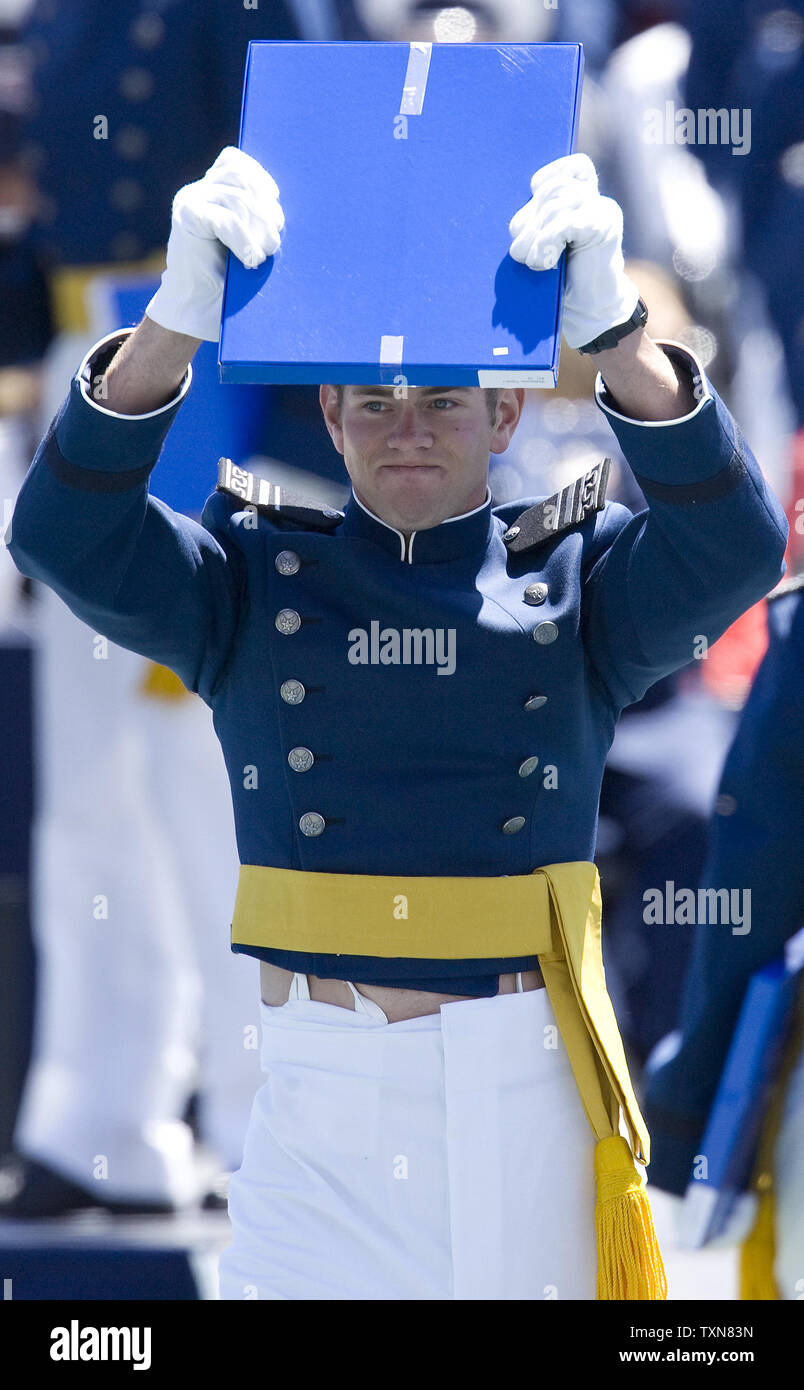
left=334, top=384, right=499, bottom=424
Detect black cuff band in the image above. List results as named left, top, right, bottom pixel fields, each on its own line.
left=632, top=448, right=746, bottom=506
left=44, top=432, right=153, bottom=494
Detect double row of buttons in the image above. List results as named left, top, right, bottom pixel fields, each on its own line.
left=276, top=557, right=555, bottom=839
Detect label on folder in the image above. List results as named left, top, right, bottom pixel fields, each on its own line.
left=219, top=41, right=583, bottom=386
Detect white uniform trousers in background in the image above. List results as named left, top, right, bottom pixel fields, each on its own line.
left=13, top=323, right=262, bottom=1203
left=15, top=583, right=262, bottom=1202
left=219, top=972, right=598, bottom=1300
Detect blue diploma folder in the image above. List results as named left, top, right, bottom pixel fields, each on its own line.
left=219, top=40, right=583, bottom=387
left=679, top=956, right=803, bottom=1247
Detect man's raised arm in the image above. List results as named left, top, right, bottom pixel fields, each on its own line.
left=580, top=336, right=787, bottom=710
left=102, top=316, right=202, bottom=416
left=7, top=147, right=285, bottom=701
left=508, top=153, right=788, bottom=710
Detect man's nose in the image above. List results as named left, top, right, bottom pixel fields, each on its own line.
left=386, top=406, right=434, bottom=447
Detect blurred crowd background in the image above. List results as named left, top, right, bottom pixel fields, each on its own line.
left=0, top=0, right=802, bottom=1291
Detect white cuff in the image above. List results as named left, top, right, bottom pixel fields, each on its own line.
left=77, top=328, right=193, bottom=420
left=594, top=340, right=713, bottom=429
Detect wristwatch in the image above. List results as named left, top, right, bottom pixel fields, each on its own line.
left=576, top=297, right=648, bottom=355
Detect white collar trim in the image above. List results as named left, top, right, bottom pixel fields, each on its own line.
left=352, top=485, right=492, bottom=562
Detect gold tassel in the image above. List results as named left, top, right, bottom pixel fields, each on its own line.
left=739, top=1179, right=778, bottom=1300
left=138, top=661, right=190, bottom=700
left=594, top=1135, right=668, bottom=1300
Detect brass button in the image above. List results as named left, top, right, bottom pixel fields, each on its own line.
left=108, top=178, right=145, bottom=211
left=533, top=621, right=558, bottom=645
left=108, top=231, right=142, bottom=259
left=288, top=747, right=314, bottom=773
left=523, top=582, right=548, bottom=606
left=114, top=126, right=148, bottom=161
left=275, top=609, right=301, bottom=635
left=118, top=67, right=154, bottom=102
left=518, top=756, right=540, bottom=777
left=130, top=13, right=166, bottom=48
left=280, top=679, right=305, bottom=704
left=524, top=694, right=548, bottom=712
left=502, top=816, right=526, bottom=835
left=299, top=812, right=325, bottom=837
left=275, top=550, right=301, bottom=576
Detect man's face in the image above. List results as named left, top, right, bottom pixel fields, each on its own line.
left=319, top=384, right=524, bottom=533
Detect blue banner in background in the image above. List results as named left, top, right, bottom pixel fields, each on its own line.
left=109, top=281, right=270, bottom=516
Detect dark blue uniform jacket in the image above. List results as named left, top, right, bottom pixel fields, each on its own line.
left=644, top=577, right=804, bottom=1193
left=8, top=332, right=789, bottom=995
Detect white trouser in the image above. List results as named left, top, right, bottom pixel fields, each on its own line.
left=16, top=584, right=262, bottom=1200
left=218, top=973, right=599, bottom=1300
left=14, top=328, right=262, bottom=1201
left=773, top=1036, right=804, bottom=1301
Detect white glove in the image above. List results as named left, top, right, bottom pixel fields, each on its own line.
left=508, top=153, right=640, bottom=351
left=145, top=146, right=285, bottom=342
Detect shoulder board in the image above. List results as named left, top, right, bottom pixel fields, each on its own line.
left=215, top=457, right=344, bottom=532
left=767, top=572, right=804, bottom=603
left=503, top=457, right=611, bottom=554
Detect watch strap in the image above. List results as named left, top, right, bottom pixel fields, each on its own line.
left=576, top=297, right=649, bottom=355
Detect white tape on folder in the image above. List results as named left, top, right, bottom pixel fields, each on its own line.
left=381, top=44, right=432, bottom=370
left=400, top=42, right=432, bottom=116
left=379, top=335, right=404, bottom=365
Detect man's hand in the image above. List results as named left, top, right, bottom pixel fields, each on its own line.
left=146, top=146, right=285, bottom=342
left=508, top=152, right=639, bottom=352
left=508, top=153, right=696, bottom=420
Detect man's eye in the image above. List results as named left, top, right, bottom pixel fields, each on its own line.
left=360, top=397, right=456, bottom=412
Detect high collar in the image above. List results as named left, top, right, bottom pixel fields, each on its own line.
left=338, top=485, right=495, bottom=564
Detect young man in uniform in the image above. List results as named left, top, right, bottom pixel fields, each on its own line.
left=8, top=147, right=788, bottom=1299
left=644, top=573, right=804, bottom=1300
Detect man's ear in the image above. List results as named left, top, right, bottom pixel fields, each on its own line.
left=319, top=384, right=345, bottom=455
left=490, top=388, right=525, bottom=454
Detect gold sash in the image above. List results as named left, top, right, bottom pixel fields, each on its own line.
left=138, top=661, right=191, bottom=700
left=232, top=859, right=648, bottom=1163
